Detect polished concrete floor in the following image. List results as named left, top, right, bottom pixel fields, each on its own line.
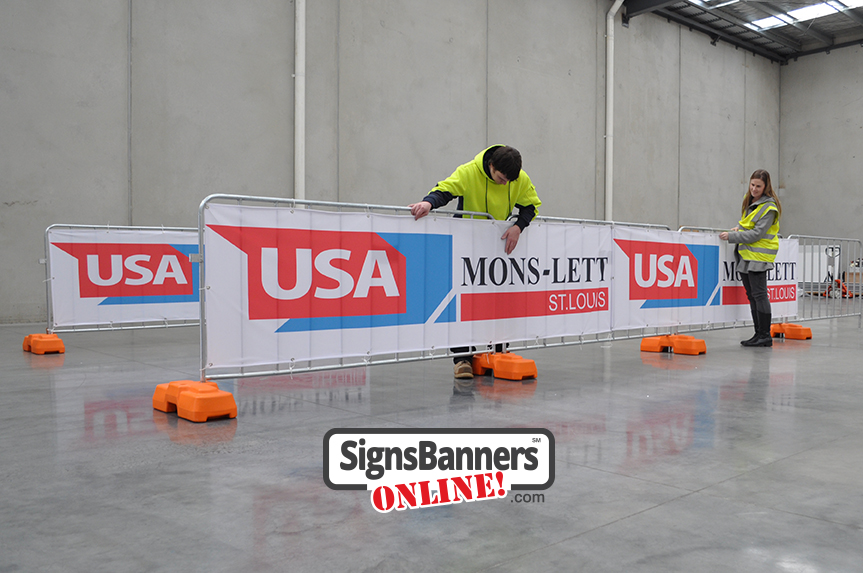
left=2, top=317, right=863, bottom=572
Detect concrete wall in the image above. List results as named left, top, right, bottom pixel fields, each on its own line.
left=0, top=0, right=853, bottom=323
left=612, top=15, right=781, bottom=230
left=780, top=47, right=863, bottom=241
left=0, top=1, right=130, bottom=321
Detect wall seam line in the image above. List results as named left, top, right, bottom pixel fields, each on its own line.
left=127, top=0, right=133, bottom=225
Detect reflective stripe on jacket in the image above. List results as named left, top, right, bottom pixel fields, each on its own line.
left=737, top=200, right=779, bottom=263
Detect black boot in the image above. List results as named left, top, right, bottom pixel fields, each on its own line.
left=741, top=312, right=759, bottom=346
left=744, top=311, right=773, bottom=347
left=741, top=331, right=760, bottom=346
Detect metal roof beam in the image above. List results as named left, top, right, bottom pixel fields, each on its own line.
left=624, top=0, right=681, bottom=18
left=684, top=0, right=802, bottom=51
left=656, top=7, right=787, bottom=61
left=794, top=36, right=863, bottom=57
left=750, top=2, right=834, bottom=46
left=830, top=0, right=863, bottom=27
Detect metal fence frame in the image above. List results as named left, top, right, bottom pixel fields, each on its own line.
left=196, top=194, right=676, bottom=380
left=44, top=223, right=200, bottom=334
left=788, top=234, right=863, bottom=325
left=679, top=227, right=863, bottom=330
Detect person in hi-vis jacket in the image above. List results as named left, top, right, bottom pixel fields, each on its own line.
left=409, top=145, right=542, bottom=379
left=720, top=169, right=782, bottom=348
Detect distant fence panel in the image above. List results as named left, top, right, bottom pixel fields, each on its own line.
left=45, top=225, right=200, bottom=333
left=790, top=235, right=863, bottom=323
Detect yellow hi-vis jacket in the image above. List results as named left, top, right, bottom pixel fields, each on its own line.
left=432, top=146, right=542, bottom=222
left=737, top=199, right=780, bottom=263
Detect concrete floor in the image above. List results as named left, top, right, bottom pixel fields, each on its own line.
left=2, top=317, right=863, bottom=572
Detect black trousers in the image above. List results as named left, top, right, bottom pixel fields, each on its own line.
left=741, top=270, right=771, bottom=317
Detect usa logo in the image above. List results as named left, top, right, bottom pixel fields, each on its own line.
left=52, top=243, right=199, bottom=305
left=614, top=240, right=720, bottom=308
left=208, top=226, right=456, bottom=332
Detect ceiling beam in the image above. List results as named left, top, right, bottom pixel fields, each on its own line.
left=624, top=0, right=681, bottom=18
left=750, top=1, right=834, bottom=46
left=656, top=7, right=787, bottom=61
left=684, top=0, right=802, bottom=51
left=831, top=0, right=863, bottom=27
left=793, top=35, right=863, bottom=58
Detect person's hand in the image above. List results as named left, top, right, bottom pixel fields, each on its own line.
left=730, top=226, right=738, bottom=231
left=502, top=225, right=521, bottom=255
left=408, top=201, right=432, bottom=220
left=719, top=232, right=729, bottom=241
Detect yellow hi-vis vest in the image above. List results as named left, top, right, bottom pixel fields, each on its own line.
left=737, top=200, right=779, bottom=263
left=432, top=146, right=542, bottom=222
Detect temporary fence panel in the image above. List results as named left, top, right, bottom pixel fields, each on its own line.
left=798, top=243, right=838, bottom=287
left=790, top=235, right=863, bottom=322
left=612, top=227, right=798, bottom=330
left=201, top=197, right=615, bottom=377
left=46, top=225, right=200, bottom=332
left=199, top=197, right=857, bottom=379
left=680, top=229, right=862, bottom=326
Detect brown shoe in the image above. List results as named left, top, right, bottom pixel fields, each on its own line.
left=454, top=360, right=474, bottom=379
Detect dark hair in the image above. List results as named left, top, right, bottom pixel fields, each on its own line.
left=489, top=146, right=522, bottom=182
left=742, top=169, right=782, bottom=220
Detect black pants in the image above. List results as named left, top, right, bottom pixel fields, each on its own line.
left=741, top=270, right=771, bottom=318
left=452, top=344, right=506, bottom=364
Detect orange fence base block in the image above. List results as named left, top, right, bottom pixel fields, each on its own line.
left=472, top=353, right=537, bottom=381
left=23, top=334, right=65, bottom=355
left=153, top=380, right=235, bottom=423
left=177, top=384, right=238, bottom=423
left=640, top=335, right=706, bottom=356
left=154, top=380, right=202, bottom=412
left=771, top=323, right=812, bottom=340
left=640, top=337, right=668, bottom=353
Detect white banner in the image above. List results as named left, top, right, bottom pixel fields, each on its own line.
left=203, top=203, right=613, bottom=369
left=612, top=227, right=798, bottom=330
left=47, top=227, right=200, bottom=329
left=202, top=203, right=800, bottom=371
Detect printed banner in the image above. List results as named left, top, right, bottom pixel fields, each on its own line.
left=203, top=203, right=614, bottom=369
left=47, top=227, right=200, bottom=329
left=203, top=204, right=799, bottom=371
left=612, top=227, right=798, bottom=329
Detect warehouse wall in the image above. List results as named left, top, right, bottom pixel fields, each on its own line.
left=612, top=14, right=781, bottom=230
left=779, top=46, right=863, bottom=241
left=0, top=0, right=851, bottom=322
left=0, top=1, right=130, bottom=321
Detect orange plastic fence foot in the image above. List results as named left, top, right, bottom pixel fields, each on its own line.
left=472, top=353, right=537, bottom=380
left=640, top=337, right=669, bottom=353
left=153, top=380, right=236, bottom=423
left=23, top=334, right=65, bottom=355
left=177, top=384, right=238, bottom=423
left=640, top=335, right=706, bottom=355
left=771, top=323, right=812, bottom=340
left=670, top=335, right=707, bottom=355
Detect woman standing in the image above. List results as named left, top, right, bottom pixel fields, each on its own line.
left=720, top=170, right=782, bottom=348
